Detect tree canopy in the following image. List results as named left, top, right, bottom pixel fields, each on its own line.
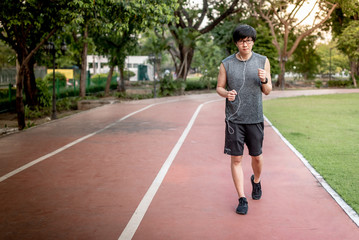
left=329, top=0, right=359, bottom=87
left=0, top=0, right=177, bottom=129
left=249, top=0, right=338, bottom=89
left=0, top=0, right=94, bottom=129
left=92, top=0, right=178, bottom=93
left=167, top=0, right=243, bottom=80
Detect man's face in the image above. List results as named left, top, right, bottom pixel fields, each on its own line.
left=235, top=37, right=254, bottom=55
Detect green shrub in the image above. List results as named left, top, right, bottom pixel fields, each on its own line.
left=159, top=74, right=182, bottom=96
left=36, top=78, right=51, bottom=107
left=88, top=84, right=105, bottom=92
left=185, top=79, right=205, bottom=91
left=44, top=71, right=67, bottom=88
left=91, top=73, right=109, bottom=79
left=110, top=81, right=118, bottom=90
left=91, top=71, right=134, bottom=86
left=25, top=121, right=36, bottom=129
left=200, top=68, right=218, bottom=90
left=327, top=80, right=352, bottom=87
left=315, top=80, right=322, bottom=89
left=115, top=91, right=153, bottom=100
left=0, top=85, right=16, bottom=111
left=185, top=78, right=216, bottom=91
left=56, top=97, right=78, bottom=111
left=91, top=74, right=108, bottom=86
left=0, top=88, right=9, bottom=98
left=124, top=70, right=135, bottom=79
left=24, top=105, right=48, bottom=119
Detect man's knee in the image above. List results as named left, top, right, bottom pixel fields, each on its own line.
left=231, top=155, right=243, bottom=165
left=251, top=154, right=262, bottom=163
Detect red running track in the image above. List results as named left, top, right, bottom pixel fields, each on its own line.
left=0, top=91, right=358, bottom=240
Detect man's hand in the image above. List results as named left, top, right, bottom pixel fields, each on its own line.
left=227, top=90, right=237, bottom=101
left=258, top=68, right=267, bottom=83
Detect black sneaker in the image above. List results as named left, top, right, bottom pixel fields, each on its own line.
left=236, top=197, right=248, bottom=215
left=251, top=174, right=262, bottom=200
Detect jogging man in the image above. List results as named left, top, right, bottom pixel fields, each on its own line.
left=216, top=24, right=272, bottom=215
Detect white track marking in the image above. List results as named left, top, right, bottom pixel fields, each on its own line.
left=0, top=104, right=157, bottom=183
left=264, top=115, right=359, bottom=227
left=118, top=99, right=221, bottom=240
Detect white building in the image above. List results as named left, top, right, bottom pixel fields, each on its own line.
left=86, top=55, right=154, bottom=81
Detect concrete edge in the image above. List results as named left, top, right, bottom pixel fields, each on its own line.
left=264, top=115, right=359, bottom=228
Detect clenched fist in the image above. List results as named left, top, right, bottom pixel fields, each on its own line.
left=258, top=68, right=266, bottom=83
left=227, top=89, right=237, bottom=101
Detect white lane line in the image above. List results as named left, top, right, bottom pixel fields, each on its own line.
left=0, top=104, right=156, bottom=183
left=118, top=99, right=221, bottom=240
left=264, top=115, right=359, bottom=227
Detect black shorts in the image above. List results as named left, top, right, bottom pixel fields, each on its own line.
left=224, top=122, right=264, bottom=156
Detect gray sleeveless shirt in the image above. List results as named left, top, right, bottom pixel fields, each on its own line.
left=222, top=52, right=266, bottom=124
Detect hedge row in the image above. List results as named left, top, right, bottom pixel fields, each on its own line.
left=327, top=80, right=353, bottom=87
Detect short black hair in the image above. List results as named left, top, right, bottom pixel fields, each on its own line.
left=232, top=24, right=257, bottom=43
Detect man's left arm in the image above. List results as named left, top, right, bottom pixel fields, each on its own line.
left=260, top=58, right=272, bottom=95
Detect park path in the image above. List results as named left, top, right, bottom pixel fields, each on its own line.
left=0, top=89, right=358, bottom=240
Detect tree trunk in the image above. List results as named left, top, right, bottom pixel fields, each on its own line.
left=277, top=60, right=286, bottom=90
left=350, top=61, right=358, bottom=88
left=176, top=46, right=194, bottom=81
left=303, top=72, right=308, bottom=82
left=156, top=60, right=161, bottom=81
left=118, top=65, right=125, bottom=92
left=80, top=24, right=88, bottom=97
left=23, top=58, right=38, bottom=108
left=12, top=27, right=58, bottom=129
left=356, top=61, right=359, bottom=88
left=105, top=65, right=115, bottom=96
left=16, top=66, right=26, bottom=130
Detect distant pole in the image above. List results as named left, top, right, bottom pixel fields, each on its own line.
left=154, top=58, right=157, bottom=98
left=44, top=41, right=66, bottom=120
left=149, top=54, right=156, bottom=98
left=329, top=48, right=333, bottom=82
left=50, top=42, right=57, bottom=120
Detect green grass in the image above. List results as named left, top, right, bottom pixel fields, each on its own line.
left=263, top=93, right=359, bottom=214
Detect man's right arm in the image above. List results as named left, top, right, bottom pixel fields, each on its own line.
left=217, top=63, right=237, bottom=101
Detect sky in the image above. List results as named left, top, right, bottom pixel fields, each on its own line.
left=288, top=0, right=320, bottom=26
left=189, top=0, right=319, bottom=26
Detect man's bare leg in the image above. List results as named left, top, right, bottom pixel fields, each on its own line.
left=251, top=154, right=263, bottom=183
left=251, top=154, right=263, bottom=200
left=231, top=155, right=245, bottom=197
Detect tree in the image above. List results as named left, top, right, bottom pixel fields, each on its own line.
left=249, top=0, right=338, bottom=89
left=316, top=42, right=349, bottom=77
left=94, top=26, right=138, bottom=94
left=0, top=0, right=93, bottom=129
left=286, top=35, right=321, bottom=81
left=337, top=21, right=359, bottom=87
left=191, top=34, right=226, bottom=89
left=93, top=0, right=177, bottom=95
left=330, top=0, right=359, bottom=17
left=329, top=0, right=359, bottom=87
left=56, top=20, right=98, bottom=98
left=167, top=0, right=244, bottom=81
left=138, top=28, right=172, bottom=86
left=69, top=1, right=104, bottom=98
